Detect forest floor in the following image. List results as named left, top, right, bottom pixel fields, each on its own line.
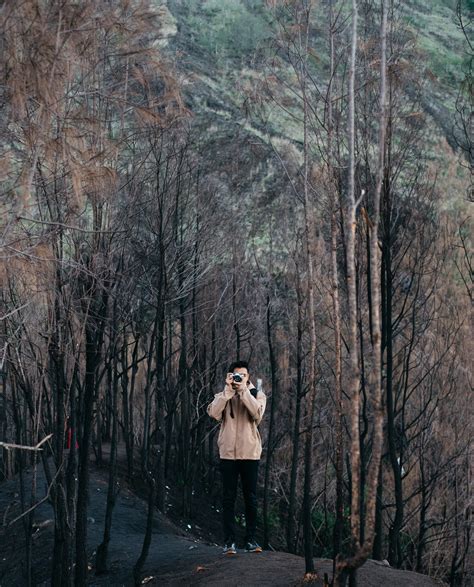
left=0, top=452, right=447, bottom=586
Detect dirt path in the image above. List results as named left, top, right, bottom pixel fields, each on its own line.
left=0, top=460, right=446, bottom=586
left=158, top=553, right=448, bottom=587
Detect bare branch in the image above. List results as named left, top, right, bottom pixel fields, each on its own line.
left=0, top=433, right=53, bottom=452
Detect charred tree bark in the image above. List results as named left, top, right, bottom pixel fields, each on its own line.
left=382, top=161, right=403, bottom=567
left=298, top=1, right=318, bottom=575
left=75, top=285, right=108, bottom=587
left=372, top=466, right=383, bottom=560
left=327, top=0, right=344, bottom=573
left=50, top=263, right=73, bottom=587
left=232, top=245, right=241, bottom=360
left=286, top=270, right=304, bottom=554
left=336, top=1, right=388, bottom=584
left=331, top=203, right=344, bottom=571
left=96, top=335, right=120, bottom=574
left=133, top=473, right=158, bottom=586
left=141, top=315, right=159, bottom=476
left=126, top=334, right=140, bottom=479
left=337, top=3, right=361, bottom=584
left=263, top=295, right=278, bottom=549
left=155, top=298, right=166, bottom=512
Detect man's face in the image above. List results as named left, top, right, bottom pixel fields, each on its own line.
left=232, top=367, right=249, bottom=387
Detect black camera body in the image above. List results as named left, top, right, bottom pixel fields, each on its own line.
left=232, top=373, right=243, bottom=383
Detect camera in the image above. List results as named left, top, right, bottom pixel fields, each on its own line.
left=232, top=373, right=243, bottom=383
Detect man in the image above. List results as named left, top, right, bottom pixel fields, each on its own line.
left=207, top=360, right=267, bottom=555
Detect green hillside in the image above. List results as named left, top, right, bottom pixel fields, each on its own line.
left=161, top=0, right=469, bottom=208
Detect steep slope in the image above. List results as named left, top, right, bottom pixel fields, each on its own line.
left=160, top=0, right=469, bottom=209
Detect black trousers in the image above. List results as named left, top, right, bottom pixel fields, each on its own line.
left=220, top=459, right=259, bottom=542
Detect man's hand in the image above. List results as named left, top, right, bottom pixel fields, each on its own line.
left=233, top=380, right=246, bottom=395
left=224, top=373, right=235, bottom=399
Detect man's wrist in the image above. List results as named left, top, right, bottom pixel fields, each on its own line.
left=224, top=386, right=234, bottom=399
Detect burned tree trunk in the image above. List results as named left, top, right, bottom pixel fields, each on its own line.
left=263, top=295, right=278, bottom=549
left=286, top=268, right=305, bottom=554
left=75, top=283, right=108, bottom=586
left=336, top=1, right=388, bottom=584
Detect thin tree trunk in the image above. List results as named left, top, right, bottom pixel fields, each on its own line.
left=75, top=285, right=108, bottom=587
left=50, top=266, right=72, bottom=587
left=336, top=1, right=388, bottom=583
left=372, top=466, right=383, bottom=560
left=383, top=165, right=404, bottom=567
left=75, top=331, right=99, bottom=587
left=96, top=340, right=120, bottom=573
left=361, top=0, right=388, bottom=558
left=416, top=451, right=428, bottom=572
left=178, top=292, right=191, bottom=518
left=232, top=245, right=241, bottom=359
left=155, top=300, right=166, bottom=512
left=286, top=270, right=304, bottom=553
left=66, top=361, right=79, bottom=581
left=331, top=203, right=344, bottom=570
left=141, top=316, right=159, bottom=476
left=263, top=295, right=278, bottom=549
left=133, top=475, right=158, bottom=586
left=298, top=1, right=317, bottom=576
left=127, top=334, right=139, bottom=478
left=121, top=341, right=131, bottom=475
left=327, top=0, right=344, bottom=574
left=338, top=3, right=362, bottom=583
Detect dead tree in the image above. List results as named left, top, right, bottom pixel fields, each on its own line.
left=336, top=0, right=388, bottom=584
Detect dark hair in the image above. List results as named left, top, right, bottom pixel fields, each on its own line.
left=228, top=360, right=250, bottom=373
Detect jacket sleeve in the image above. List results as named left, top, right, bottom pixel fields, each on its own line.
left=207, top=387, right=233, bottom=421
left=240, top=388, right=267, bottom=425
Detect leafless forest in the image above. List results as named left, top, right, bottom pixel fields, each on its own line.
left=0, top=0, right=472, bottom=586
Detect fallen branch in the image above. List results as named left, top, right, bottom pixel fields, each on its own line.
left=6, top=462, right=62, bottom=527
left=0, top=433, right=53, bottom=451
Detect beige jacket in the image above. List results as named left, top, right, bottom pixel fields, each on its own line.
left=207, top=384, right=267, bottom=460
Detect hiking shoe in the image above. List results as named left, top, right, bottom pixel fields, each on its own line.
left=244, top=540, right=262, bottom=553
left=222, top=542, right=237, bottom=555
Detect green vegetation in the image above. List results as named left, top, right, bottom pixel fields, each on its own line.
left=176, top=0, right=466, bottom=142
left=185, top=0, right=271, bottom=63
left=312, top=507, right=351, bottom=559
left=172, top=0, right=469, bottom=211
left=401, top=1, right=466, bottom=87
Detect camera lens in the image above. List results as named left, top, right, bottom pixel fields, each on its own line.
left=232, top=373, right=243, bottom=383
